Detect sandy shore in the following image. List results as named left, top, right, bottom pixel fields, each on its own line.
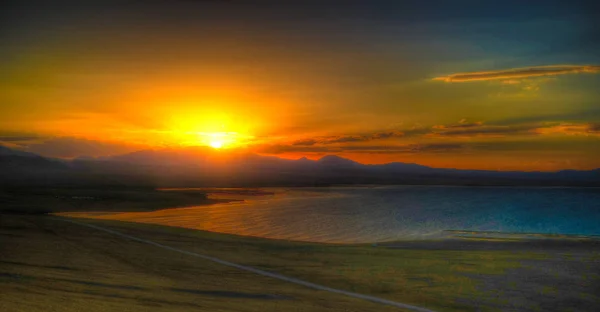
left=2, top=212, right=600, bottom=312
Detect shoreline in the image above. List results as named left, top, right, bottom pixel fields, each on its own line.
left=56, top=209, right=600, bottom=245
left=53, top=194, right=600, bottom=245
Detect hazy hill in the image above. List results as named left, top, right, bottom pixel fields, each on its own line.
left=0, top=146, right=70, bottom=184
left=1, top=146, right=599, bottom=187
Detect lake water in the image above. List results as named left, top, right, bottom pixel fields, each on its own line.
left=78, top=186, right=600, bottom=243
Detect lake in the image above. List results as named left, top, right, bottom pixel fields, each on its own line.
left=83, top=186, right=600, bottom=243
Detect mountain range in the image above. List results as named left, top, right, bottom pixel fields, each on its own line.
left=1, top=145, right=599, bottom=187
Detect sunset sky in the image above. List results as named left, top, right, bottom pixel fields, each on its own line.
left=1, top=0, right=599, bottom=171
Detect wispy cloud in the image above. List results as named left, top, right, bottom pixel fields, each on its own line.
left=495, top=108, right=600, bottom=125
left=433, top=65, right=600, bottom=82
left=534, top=123, right=600, bottom=136
left=429, top=120, right=600, bottom=138
left=500, top=79, right=521, bottom=85
left=429, top=120, right=535, bottom=138
left=432, top=119, right=483, bottom=129
left=291, top=130, right=404, bottom=146
left=257, top=143, right=465, bottom=155
left=17, top=137, right=145, bottom=158
left=257, top=144, right=336, bottom=154
left=291, top=139, right=319, bottom=146
left=287, top=120, right=600, bottom=151
left=0, top=136, right=43, bottom=142
left=0, top=133, right=46, bottom=149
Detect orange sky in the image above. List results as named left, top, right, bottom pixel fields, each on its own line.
left=1, top=1, right=599, bottom=171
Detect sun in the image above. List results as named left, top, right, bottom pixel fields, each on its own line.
left=195, top=131, right=253, bottom=149
left=209, top=140, right=223, bottom=149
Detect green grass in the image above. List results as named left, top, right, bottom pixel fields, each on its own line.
left=84, top=218, right=559, bottom=312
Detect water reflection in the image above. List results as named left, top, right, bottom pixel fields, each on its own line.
left=61, top=186, right=600, bottom=243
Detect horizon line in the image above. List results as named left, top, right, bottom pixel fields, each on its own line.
left=3, top=145, right=597, bottom=174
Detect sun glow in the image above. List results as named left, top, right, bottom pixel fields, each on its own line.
left=198, top=132, right=246, bottom=149
left=210, top=140, right=223, bottom=149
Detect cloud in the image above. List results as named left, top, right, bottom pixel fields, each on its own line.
left=371, top=131, right=405, bottom=139
left=327, top=136, right=366, bottom=143
left=291, top=139, right=318, bottom=146
left=429, top=120, right=600, bottom=138
left=0, top=131, right=46, bottom=144
left=589, top=123, right=600, bottom=132
left=286, top=120, right=600, bottom=153
left=257, top=144, right=336, bottom=154
left=335, top=144, right=466, bottom=154
left=431, top=126, right=536, bottom=137
left=407, top=143, right=465, bottom=153
left=495, top=108, right=600, bottom=125
left=0, top=133, right=46, bottom=148
left=433, top=65, right=600, bottom=82
left=429, top=120, right=536, bottom=138
left=257, top=142, right=466, bottom=155
left=291, top=130, right=404, bottom=146
left=20, top=137, right=145, bottom=158
left=0, top=135, right=43, bottom=142
left=534, top=123, right=600, bottom=136
left=433, top=119, right=483, bottom=129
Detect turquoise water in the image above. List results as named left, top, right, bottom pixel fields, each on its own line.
left=87, top=186, right=600, bottom=243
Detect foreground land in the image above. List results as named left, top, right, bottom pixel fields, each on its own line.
left=1, top=213, right=599, bottom=312
left=1, top=214, right=405, bottom=312
left=1, top=187, right=600, bottom=311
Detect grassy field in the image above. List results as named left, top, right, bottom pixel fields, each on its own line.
left=1, top=187, right=599, bottom=311
left=72, top=218, right=600, bottom=312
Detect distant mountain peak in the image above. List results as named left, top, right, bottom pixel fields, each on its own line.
left=296, top=156, right=314, bottom=162
left=318, top=154, right=344, bottom=161
left=317, top=155, right=359, bottom=166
